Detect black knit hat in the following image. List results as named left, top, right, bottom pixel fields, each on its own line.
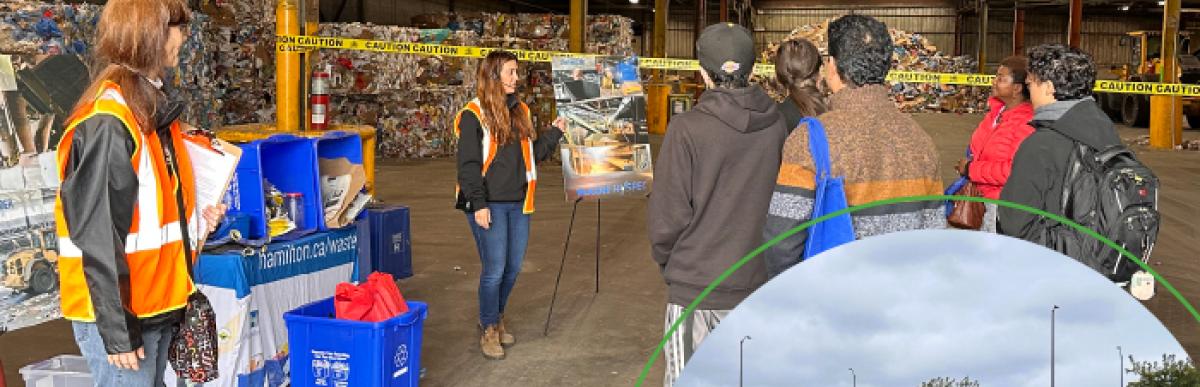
left=696, top=23, right=756, bottom=79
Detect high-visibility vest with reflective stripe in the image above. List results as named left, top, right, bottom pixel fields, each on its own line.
left=453, top=98, right=537, bottom=214
left=54, top=81, right=197, bottom=322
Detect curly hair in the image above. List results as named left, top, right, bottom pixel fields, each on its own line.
left=1026, top=44, right=1096, bottom=101
left=828, top=15, right=893, bottom=87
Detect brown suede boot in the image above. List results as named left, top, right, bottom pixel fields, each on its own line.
left=498, top=316, right=515, bottom=346
left=480, top=325, right=505, bottom=360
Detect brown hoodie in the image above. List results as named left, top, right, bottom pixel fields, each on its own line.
left=648, top=85, right=790, bottom=310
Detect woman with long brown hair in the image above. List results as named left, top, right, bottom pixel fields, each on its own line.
left=774, top=38, right=828, bottom=131
left=55, top=0, right=224, bottom=384
left=454, top=50, right=565, bottom=360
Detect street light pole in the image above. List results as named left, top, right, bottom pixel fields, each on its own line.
left=1052, top=305, right=1060, bottom=387
left=740, top=336, right=751, bottom=387
left=1118, top=346, right=1124, bottom=386
left=849, top=368, right=856, bottom=387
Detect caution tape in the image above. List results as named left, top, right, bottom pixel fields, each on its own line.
left=886, top=71, right=995, bottom=87
left=1094, top=79, right=1200, bottom=97
left=277, top=34, right=1200, bottom=96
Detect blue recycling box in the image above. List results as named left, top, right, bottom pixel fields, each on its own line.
left=366, top=205, right=413, bottom=279
left=227, top=135, right=323, bottom=240
left=316, top=131, right=365, bottom=232
left=285, top=299, right=427, bottom=387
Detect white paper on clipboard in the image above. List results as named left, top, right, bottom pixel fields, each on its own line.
left=183, top=137, right=241, bottom=250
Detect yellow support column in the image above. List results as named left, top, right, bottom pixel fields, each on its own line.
left=977, top=1, right=988, bottom=74
left=647, top=0, right=670, bottom=135
left=276, top=0, right=301, bottom=132
left=570, top=0, right=587, bottom=53
left=301, top=0, right=320, bottom=131
left=1150, top=0, right=1184, bottom=149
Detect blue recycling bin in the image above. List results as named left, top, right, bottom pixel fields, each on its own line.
left=285, top=298, right=427, bottom=387
left=227, top=134, right=323, bottom=240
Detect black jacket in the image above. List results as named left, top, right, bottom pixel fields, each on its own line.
left=647, top=86, right=790, bottom=310
left=776, top=99, right=804, bottom=133
left=998, top=98, right=1123, bottom=249
left=456, top=94, right=563, bottom=212
left=60, top=91, right=186, bottom=354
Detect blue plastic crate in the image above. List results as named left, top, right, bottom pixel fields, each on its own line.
left=227, top=143, right=267, bottom=240
left=227, top=135, right=324, bottom=240
left=285, top=298, right=427, bottom=387
left=317, top=131, right=366, bottom=231
left=317, top=131, right=364, bottom=164
left=366, top=205, right=413, bottom=279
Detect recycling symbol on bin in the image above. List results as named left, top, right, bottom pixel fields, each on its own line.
left=394, top=344, right=409, bottom=368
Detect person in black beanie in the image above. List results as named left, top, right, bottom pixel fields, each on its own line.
left=647, top=23, right=790, bottom=386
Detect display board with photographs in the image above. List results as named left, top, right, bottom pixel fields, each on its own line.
left=552, top=56, right=653, bottom=201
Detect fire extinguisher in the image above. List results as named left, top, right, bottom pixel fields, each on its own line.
left=310, top=67, right=330, bottom=130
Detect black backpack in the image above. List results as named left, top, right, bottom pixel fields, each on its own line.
left=1057, top=136, right=1160, bottom=284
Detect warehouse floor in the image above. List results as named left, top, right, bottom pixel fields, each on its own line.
left=2, top=113, right=1198, bottom=387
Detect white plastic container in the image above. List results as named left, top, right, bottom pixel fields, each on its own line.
left=19, top=355, right=93, bottom=387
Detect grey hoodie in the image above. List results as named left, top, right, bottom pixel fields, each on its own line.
left=1031, top=96, right=1094, bottom=122
left=648, top=85, right=790, bottom=310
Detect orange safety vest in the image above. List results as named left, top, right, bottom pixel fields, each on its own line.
left=453, top=98, right=538, bottom=214
left=54, top=81, right=197, bottom=322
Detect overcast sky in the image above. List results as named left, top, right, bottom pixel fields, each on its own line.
left=675, top=230, right=1189, bottom=387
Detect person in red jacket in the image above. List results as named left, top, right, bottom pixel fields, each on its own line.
left=957, top=56, right=1036, bottom=232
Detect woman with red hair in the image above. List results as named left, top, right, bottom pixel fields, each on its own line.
left=55, top=0, right=224, bottom=384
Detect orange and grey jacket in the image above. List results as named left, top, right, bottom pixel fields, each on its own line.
left=454, top=94, right=562, bottom=214
left=54, top=81, right=197, bottom=354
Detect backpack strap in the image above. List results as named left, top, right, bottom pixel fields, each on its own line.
left=801, top=117, right=832, bottom=180
left=1095, top=144, right=1135, bottom=165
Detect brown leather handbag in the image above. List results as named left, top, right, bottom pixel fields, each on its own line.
left=948, top=180, right=985, bottom=230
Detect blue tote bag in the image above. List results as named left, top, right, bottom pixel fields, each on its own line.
left=801, top=117, right=856, bottom=260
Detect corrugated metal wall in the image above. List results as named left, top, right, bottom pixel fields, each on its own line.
left=754, top=8, right=958, bottom=57
left=667, top=12, right=697, bottom=59
left=961, top=13, right=1161, bottom=72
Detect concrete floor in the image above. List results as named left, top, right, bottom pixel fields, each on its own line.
left=2, top=113, right=1198, bottom=386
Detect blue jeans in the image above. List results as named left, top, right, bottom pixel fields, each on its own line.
left=73, top=321, right=178, bottom=387
left=467, top=202, right=531, bottom=327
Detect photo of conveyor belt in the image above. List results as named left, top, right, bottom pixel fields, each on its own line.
left=552, top=55, right=652, bottom=201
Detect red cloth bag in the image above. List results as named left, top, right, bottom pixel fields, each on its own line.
left=368, top=272, right=409, bottom=316
left=333, top=273, right=409, bottom=322
left=334, top=282, right=374, bottom=321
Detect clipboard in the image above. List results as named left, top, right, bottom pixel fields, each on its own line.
left=183, top=134, right=242, bottom=251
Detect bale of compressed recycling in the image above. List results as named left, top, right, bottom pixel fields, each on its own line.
left=756, top=19, right=989, bottom=114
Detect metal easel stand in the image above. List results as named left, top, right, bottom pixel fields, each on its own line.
left=544, top=197, right=602, bottom=336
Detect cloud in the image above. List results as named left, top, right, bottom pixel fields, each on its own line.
left=674, top=230, right=1187, bottom=387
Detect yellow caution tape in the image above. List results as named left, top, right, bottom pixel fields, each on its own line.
left=277, top=34, right=1200, bottom=96
left=1094, top=79, right=1200, bottom=97
left=887, top=71, right=995, bottom=87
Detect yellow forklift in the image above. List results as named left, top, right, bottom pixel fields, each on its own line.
left=1098, top=30, right=1200, bottom=127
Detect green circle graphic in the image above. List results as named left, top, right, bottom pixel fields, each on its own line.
left=635, top=195, right=1197, bottom=386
